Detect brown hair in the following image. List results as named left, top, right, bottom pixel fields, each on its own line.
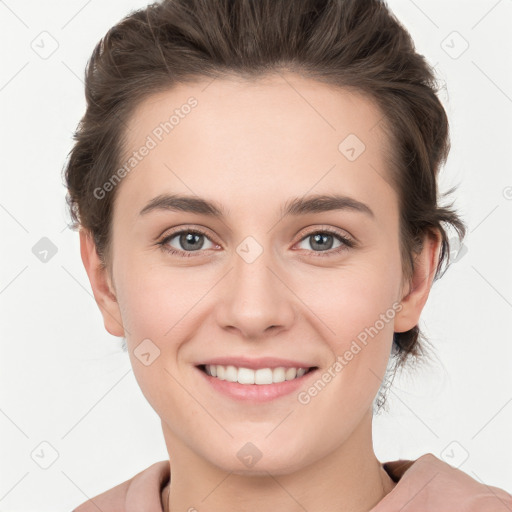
left=63, top=0, right=466, bottom=376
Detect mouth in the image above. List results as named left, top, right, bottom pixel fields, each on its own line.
left=196, top=364, right=319, bottom=385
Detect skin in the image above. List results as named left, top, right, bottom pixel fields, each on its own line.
left=80, top=72, right=441, bottom=512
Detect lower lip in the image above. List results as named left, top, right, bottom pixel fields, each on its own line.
left=196, top=366, right=318, bottom=402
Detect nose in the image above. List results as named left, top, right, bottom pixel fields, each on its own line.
left=215, top=245, right=296, bottom=340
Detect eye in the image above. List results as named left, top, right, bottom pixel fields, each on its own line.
left=294, top=228, right=355, bottom=257
left=157, top=227, right=218, bottom=257
left=157, top=226, right=355, bottom=258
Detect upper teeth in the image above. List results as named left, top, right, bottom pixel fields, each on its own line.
left=205, top=365, right=309, bottom=385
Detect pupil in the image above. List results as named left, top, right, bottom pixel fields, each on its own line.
left=311, top=233, right=333, bottom=251
left=181, top=232, right=203, bottom=251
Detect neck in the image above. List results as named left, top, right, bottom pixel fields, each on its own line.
left=161, top=408, right=396, bottom=512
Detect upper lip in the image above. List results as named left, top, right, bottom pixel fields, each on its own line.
left=196, top=356, right=317, bottom=370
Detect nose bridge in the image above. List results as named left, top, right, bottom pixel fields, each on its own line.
left=235, top=242, right=275, bottom=300
left=217, top=234, right=294, bottom=336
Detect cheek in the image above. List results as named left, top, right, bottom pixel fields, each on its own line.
left=294, top=273, right=399, bottom=431
left=336, top=280, right=398, bottom=354
left=115, top=264, right=198, bottom=416
left=290, top=259, right=401, bottom=406
left=115, top=260, right=205, bottom=340
left=295, top=261, right=401, bottom=346
left=115, top=263, right=212, bottom=399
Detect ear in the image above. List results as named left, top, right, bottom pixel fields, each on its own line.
left=79, top=228, right=125, bottom=337
left=394, top=230, right=442, bottom=333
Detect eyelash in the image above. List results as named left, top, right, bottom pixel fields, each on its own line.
left=157, top=226, right=356, bottom=258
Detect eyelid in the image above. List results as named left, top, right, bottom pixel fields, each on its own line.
left=155, top=224, right=216, bottom=242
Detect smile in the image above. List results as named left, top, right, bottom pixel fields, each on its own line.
left=201, top=364, right=316, bottom=384
left=196, top=364, right=319, bottom=402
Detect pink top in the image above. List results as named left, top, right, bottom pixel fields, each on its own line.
left=72, top=461, right=171, bottom=512
left=72, top=460, right=399, bottom=511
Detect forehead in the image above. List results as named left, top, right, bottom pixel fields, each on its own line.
left=115, top=73, right=395, bottom=220
left=124, top=73, right=389, bottom=155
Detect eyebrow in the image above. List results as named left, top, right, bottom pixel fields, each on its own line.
left=139, top=193, right=374, bottom=219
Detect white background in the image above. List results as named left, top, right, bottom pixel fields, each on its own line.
left=0, top=0, right=511, bottom=510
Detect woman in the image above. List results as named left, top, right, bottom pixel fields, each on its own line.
left=66, top=0, right=511, bottom=510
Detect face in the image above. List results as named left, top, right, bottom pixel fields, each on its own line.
left=82, top=72, right=438, bottom=476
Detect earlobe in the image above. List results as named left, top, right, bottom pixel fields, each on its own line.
left=394, top=230, right=442, bottom=334
left=79, top=229, right=125, bottom=337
